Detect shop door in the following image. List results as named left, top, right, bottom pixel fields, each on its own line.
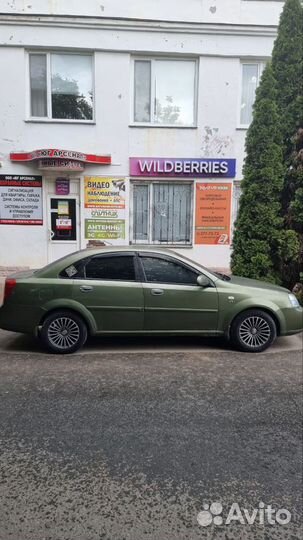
left=48, top=196, right=80, bottom=262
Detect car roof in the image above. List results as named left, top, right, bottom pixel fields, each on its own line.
left=75, top=245, right=180, bottom=256
left=35, top=245, right=217, bottom=281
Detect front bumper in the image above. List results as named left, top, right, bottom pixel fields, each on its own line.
left=279, top=306, right=303, bottom=336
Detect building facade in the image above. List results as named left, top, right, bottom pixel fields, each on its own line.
left=0, top=0, right=284, bottom=270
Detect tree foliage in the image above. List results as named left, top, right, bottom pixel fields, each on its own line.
left=51, top=74, right=93, bottom=120
left=231, top=65, right=289, bottom=282
left=155, top=96, right=181, bottom=124
left=271, top=0, right=303, bottom=149
left=271, top=0, right=303, bottom=287
left=231, top=0, right=303, bottom=286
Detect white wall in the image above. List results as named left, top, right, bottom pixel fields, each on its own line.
left=0, top=0, right=283, bottom=25
left=0, top=0, right=283, bottom=268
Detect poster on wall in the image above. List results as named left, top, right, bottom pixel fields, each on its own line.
left=84, top=177, right=126, bottom=242
left=195, top=183, right=232, bottom=245
left=0, top=175, right=43, bottom=225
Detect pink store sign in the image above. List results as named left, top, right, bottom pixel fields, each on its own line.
left=129, top=157, right=236, bottom=178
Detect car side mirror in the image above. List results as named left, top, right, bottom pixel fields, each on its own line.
left=197, top=274, right=211, bottom=288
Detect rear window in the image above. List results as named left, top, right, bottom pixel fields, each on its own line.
left=59, top=259, right=87, bottom=279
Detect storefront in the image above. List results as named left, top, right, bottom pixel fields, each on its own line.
left=0, top=149, right=112, bottom=267
left=129, top=157, right=236, bottom=268
left=0, top=151, right=236, bottom=269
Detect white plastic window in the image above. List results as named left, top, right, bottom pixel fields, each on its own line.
left=29, top=52, right=94, bottom=121
left=134, top=59, right=197, bottom=126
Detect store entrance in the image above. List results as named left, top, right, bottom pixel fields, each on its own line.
left=47, top=195, right=80, bottom=262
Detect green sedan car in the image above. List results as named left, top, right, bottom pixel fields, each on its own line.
left=0, top=247, right=302, bottom=354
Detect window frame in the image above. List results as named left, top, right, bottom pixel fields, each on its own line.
left=138, top=252, right=200, bottom=286
left=238, top=60, right=266, bottom=129
left=130, top=181, right=194, bottom=247
left=131, top=56, right=199, bottom=128
left=26, top=50, right=95, bottom=123
left=58, top=251, right=213, bottom=287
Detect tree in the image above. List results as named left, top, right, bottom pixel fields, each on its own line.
left=51, top=74, right=93, bottom=120
left=286, top=127, right=303, bottom=286
left=271, top=0, right=303, bottom=152
left=271, top=0, right=303, bottom=287
left=231, top=64, right=297, bottom=282
left=155, top=96, right=181, bottom=124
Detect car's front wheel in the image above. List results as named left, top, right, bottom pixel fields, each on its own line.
left=230, top=309, right=277, bottom=353
left=41, top=310, right=88, bottom=354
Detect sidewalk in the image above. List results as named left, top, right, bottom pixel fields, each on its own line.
left=0, top=266, right=30, bottom=277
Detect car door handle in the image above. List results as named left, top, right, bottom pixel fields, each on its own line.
left=79, top=285, right=93, bottom=292
left=151, top=288, right=164, bottom=296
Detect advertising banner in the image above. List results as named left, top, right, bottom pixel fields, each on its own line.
left=130, top=157, right=236, bottom=178
left=85, top=219, right=125, bottom=240
left=195, top=183, right=232, bottom=245
left=0, top=175, right=43, bottom=225
left=84, top=177, right=126, bottom=243
left=56, top=178, right=70, bottom=195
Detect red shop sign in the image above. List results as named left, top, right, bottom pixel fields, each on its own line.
left=10, top=149, right=111, bottom=165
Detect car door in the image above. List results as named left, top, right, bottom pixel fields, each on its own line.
left=139, top=254, right=219, bottom=332
left=72, top=253, right=144, bottom=332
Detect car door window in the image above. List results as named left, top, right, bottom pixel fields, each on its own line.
left=140, top=256, right=198, bottom=285
left=84, top=255, right=136, bottom=281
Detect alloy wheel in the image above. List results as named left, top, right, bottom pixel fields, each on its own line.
left=239, top=316, right=271, bottom=349
left=47, top=317, right=80, bottom=350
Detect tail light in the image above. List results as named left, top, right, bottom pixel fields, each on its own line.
left=4, top=278, right=17, bottom=302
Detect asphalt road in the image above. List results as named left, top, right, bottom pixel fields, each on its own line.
left=0, top=332, right=302, bottom=539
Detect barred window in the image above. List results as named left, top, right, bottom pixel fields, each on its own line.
left=132, top=183, right=193, bottom=245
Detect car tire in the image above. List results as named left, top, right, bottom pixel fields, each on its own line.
left=41, top=310, right=88, bottom=354
left=230, top=309, right=277, bottom=353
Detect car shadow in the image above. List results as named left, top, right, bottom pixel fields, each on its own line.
left=0, top=329, right=300, bottom=355
left=85, top=334, right=231, bottom=353
left=0, top=329, right=230, bottom=354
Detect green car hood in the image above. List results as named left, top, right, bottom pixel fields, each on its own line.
left=228, top=275, right=289, bottom=293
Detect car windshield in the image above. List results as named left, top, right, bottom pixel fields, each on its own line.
left=170, top=251, right=223, bottom=280
left=171, top=252, right=231, bottom=281
left=212, top=271, right=231, bottom=281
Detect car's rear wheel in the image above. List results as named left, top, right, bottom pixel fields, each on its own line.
left=230, top=309, right=277, bottom=353
left=41, top=310, right=87, bottom=354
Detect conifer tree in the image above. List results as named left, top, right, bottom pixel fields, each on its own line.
left=231, top=64, right=291, bottom=282
left=271, top=0, right=303, bottom=287
left=232, top=0, right=302, bottom=285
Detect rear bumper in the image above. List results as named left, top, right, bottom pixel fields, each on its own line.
left=0, top=303, right=43, bottom=334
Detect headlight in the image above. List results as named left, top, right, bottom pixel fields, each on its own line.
left=288, top=293, right=300, bottom=308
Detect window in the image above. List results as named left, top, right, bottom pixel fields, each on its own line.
left=85, top=256, right=136, bottom=281
left=140, top=256, right=198, bottom=285
left=133, top=59, right=197, bottom=126
left=240, top=63, right=265, bottom=126
left=232, top=181, right=242, bottom=232
left=132, top=183, right=193, bottom=245
left=29, top=53, right=94, bottom=121
left=59, top=258, right=88, bottom=279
